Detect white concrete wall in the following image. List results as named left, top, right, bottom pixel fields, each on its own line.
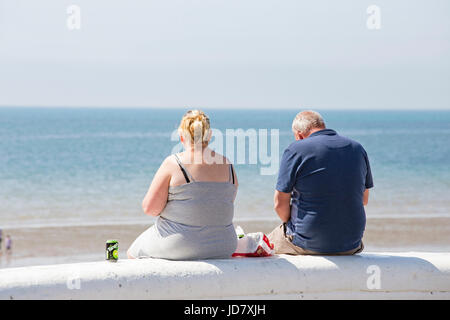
left=1, top=252, right=450, bottom=300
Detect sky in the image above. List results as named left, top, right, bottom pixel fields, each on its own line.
left=0, top=0, right=449, bottom=110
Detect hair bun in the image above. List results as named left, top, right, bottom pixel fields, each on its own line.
left=179, top=109, right=211, bottom=145
left=190, top=119, right=203, bottom=140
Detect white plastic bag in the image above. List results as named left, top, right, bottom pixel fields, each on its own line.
left=232, top=226, right=274, bottom=257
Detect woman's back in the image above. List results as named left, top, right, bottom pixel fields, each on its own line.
left=128, top=152, right=238, bottom=260
left=168, top=151, right=235, bottom=186
left=128, top=110, right=238, bottom=260
left=161, top=153, right=236, bottom=227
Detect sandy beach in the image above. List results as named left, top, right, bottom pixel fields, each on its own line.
left=1, top=216, right=450, bottom=269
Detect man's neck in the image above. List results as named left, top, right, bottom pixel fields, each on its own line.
left=306, top=127, right=326, bottom=137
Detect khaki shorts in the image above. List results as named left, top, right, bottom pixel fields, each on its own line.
left=268, top=223, right=364, bottom=256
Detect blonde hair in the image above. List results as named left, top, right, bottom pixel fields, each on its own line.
left=292, top=110, right=325, bottom=134
left=178, top=109, right=211, bottom=147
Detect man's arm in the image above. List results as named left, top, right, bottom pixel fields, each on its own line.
left=274, top=190, right=291, bottom=222
left=363, top=189, right=369, bottom=206
left=361, top=147, right=373, bottom=206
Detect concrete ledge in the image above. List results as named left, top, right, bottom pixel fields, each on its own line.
left=1, top=252, right=450, bottom=299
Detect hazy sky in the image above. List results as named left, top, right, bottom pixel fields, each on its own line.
left=0, top=0, right=449, bottom=109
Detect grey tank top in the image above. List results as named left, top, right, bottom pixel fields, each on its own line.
left=128, top=154, right=238, bottom=260
left=160, top=154, right=237, bottom=227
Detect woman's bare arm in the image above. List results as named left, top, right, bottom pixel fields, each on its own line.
left=142, top=157, right=172, bottom=216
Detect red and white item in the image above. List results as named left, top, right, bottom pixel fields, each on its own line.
left=232, top=226, right=274, bottom=257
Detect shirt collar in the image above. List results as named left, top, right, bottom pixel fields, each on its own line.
left=309, top=128, right=337, bottom=137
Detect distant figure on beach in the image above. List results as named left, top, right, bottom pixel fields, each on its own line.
left=5, top=235, right=12, bottom=253
left=128, top=110, right=238, bottom=260
left=0, top=229, right=2, bottom=252
left=269, top=110, right=373, bottom=255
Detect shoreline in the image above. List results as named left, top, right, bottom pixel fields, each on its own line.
left=1, top=216, right=450, bottom=269
left=2, top=213, right=450, bottom=231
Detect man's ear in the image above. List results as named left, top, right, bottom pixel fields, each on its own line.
left=294, top=130, right=303, bottom=141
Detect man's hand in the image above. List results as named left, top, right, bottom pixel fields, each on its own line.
left=274, top=190, right=292, bottom=222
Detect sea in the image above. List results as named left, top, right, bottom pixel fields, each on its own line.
left=1, top=107, right=449, bottom=230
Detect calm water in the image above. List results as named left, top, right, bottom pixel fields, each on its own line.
left=1, top=107, right=449, bottom=228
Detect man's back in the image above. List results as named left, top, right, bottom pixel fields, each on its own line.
left=276, top=128, right=373, bottom=253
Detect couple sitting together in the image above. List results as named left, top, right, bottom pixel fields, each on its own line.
left=127, top=109, right=373, bottom=260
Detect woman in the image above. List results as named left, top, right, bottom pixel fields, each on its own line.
left=127, top=110, right=238, bottom=260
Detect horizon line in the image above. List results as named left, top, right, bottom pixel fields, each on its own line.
left=1, top=105, right=450, bottom=112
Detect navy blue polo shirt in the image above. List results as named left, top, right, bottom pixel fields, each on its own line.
left=276, top=129, right=373, bottom=253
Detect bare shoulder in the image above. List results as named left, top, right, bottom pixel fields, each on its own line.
left=162, top=154, right=178, bottom=168
left=210, top=151, right=232, bottom=165
left=157, top=155, right=179, bottom=175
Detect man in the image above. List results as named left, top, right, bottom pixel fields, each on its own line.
left=268, top=110, right=373, bottom=255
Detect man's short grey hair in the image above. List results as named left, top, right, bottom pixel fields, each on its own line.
left=292, top=110, right=326, bottom=134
